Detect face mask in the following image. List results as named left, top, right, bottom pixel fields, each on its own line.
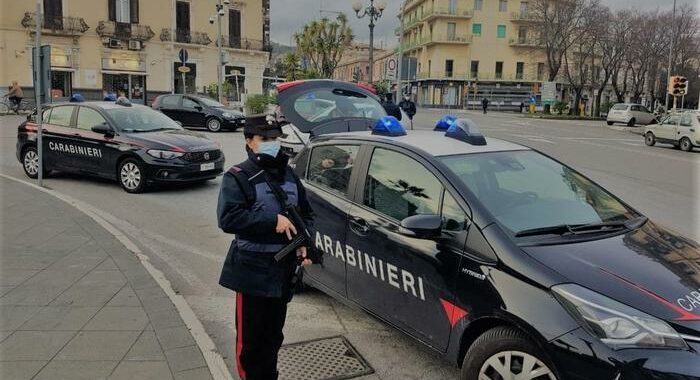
left=258, top=141, right=281, bottom=158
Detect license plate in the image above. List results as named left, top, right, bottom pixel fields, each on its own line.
left=200, top=163, right=215, bottom=171
left=239, top=119, right=246, bottom=124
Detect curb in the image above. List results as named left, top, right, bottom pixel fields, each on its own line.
left=0, top=173, right=234, bottom=380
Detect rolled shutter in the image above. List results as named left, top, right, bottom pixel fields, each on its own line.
left=130, top=0, right=139, bottom=24
left=108, top=0, right=116, bottom=21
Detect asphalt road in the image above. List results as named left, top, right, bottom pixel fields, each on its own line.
left=1, top=110, right=698, bottom=380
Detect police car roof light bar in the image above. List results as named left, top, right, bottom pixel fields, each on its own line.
left=115, top=97, right=132, bottom=107
left=434, top=115, right=458, bottom=131
left=104, top=94, right=117, bottom=101
left=69, top=94, right=85, bottom=103
left=372, top=116, right=406, bottom=137
left=445, top=118, right=487, bottom=146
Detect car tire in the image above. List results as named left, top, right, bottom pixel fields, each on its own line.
left=21, top=146, right=46, bottom=179
left=680, top=137, right=693, bottom=152
left=627, top=118, right=636, bottom=127
left=118, top=158, right=147, bottom=193
left=206, top=117, right=222, bottom=132
left=606, top=121, right=613, bottom=126
left=461, top=326, right=558, bottom=380
left=645, top=132, right=656, bottom=146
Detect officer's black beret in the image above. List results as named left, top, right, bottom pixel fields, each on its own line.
left=243, top=114, right=284, bottom=138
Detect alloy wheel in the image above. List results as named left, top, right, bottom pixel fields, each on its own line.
left=120, top=162, right=141, bottom=190
left=478, top=351, right=557, bottom=380
left=23, top=149, right=39, bottom=176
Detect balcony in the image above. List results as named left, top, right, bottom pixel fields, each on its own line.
left=216, top=36, right=269, bottom=52
left=21, top=12, right=89, bottom=37
left=415, top=72, right=539, bottom=82
left=395, top=15, right=424, bottom=34
left=160, top=28, right=212, bottom=46
left=510, top=11, right=538, bottom=22
left=423, top=7, right=473, bottom=21
left=424, top=34, right=473, bottom=46
left=403, top=0, right=426, bottom=13
left=96, top=21, right=155, bottom=42
left=509, top=37, right=541, bottom=47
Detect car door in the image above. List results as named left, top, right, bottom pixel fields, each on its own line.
left=158, top=95, right=182, bottom=122
left=344, top=146, right=462, bottom=351
left=656, top=114, right=680, bottom=142
left=678, top=112, right=694, bottom=141
left=182, top=96, right=205, bottom=127
left=74, top=106, right=120, bottom=175
left=299, top=143, right=362, bottom=297
left=44, top=105, right=79, bottom=171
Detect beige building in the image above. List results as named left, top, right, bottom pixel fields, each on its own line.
left=398, top=0, right=546, bottom=108
left=333, top=43, right=387, bottom=84
left=0, top=0, right=271, bottom=105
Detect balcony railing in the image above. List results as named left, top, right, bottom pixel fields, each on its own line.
left=416, top=72, right=539, bottom=81
left=510, top=11, right=538, bottom=22
left=160, top=28, right=212, bottom=46
left=216, top=36, right=268, bottom=52
left=21, top=12, right=89, bottom=36
left=96, top=21, right=155, bottom=42
left=401, top=34, right=473, bottom=50
left=423, top=7, right=473, bottom=20
left=509, top=37, right=542, bottom=47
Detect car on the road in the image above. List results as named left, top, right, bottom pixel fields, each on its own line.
left=152, top=94, right=245, bottom=132
left=17, top=99, right=225, bottom=193
left=644, top=110, right=699, bottom=152
left=606, top=103, right=657, bottom=126
left=271, top=80, right=700, bottom=380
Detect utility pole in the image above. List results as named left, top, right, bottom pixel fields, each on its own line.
left=395, top=1, right=405, bottom=102
left=664, top=0, right=676, bottom=112
left=216, top=0, right=224, bottom=104
left=35, top=0, right=44, bottom=187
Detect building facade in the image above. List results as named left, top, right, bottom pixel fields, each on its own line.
left=0, top=0, right=271, bottom=105
left=398, top=0, right=547, bottom=109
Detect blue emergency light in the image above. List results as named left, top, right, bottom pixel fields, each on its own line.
left=434, top=115, right=457, bottom=131
left=69, top=93, right=85, bottom=103
left=104, top=94, right=117, bottom=101
left=372, top=116, right=406, bottom=136
left=445, top=118, right=487, bottom=146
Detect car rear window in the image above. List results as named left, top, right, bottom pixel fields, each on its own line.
left=611, top=104, right=628, bottom=111
left=292, top=89, right=386, bottom=124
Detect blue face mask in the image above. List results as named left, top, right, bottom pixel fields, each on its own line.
left=258, top=141, right=281, bottom=158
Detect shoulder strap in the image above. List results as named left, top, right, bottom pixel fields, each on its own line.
left=227, top=162, right=257, bottom=206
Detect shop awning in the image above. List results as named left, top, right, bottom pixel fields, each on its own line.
left=101, top=70, right=149, bottom=76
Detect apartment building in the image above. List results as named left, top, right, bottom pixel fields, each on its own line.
left=0, top=0, right=271, bottom=104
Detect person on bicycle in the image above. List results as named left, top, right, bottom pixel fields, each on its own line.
left=7, top=81, right=24, bottom=113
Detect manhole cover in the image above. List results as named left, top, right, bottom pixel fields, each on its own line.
left=278, top=335, right=374, bottom=380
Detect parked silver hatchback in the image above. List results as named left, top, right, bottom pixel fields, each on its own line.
left=606, top=103, right=656, bottom=126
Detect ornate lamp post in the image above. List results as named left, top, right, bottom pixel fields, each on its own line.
left=352, top=0, right=386, bottom=84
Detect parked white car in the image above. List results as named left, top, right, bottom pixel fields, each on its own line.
left=606, top=103, right=657, bottom=126
left=643, top=110, right=699, bottom=152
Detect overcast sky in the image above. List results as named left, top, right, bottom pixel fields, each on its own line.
left=270, top=0, right=696, bottom=47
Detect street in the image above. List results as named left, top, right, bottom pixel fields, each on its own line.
left=1, top=111, right=698, bottom=380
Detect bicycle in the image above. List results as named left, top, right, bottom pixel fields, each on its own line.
left=0, top=96, right=35, bottom=114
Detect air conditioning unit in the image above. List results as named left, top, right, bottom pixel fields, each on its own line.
left=128, top=40, right=142, bottom=50
left=109, top=39, right=121, bottom=48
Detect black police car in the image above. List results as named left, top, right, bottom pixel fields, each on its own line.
left=152, top=94, right=245, bottom=132
left=273, top=80, right=700, bottom=379
left=17, top=99, right=225, bottom=193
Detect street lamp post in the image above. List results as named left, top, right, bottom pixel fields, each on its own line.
left=212, top=0, right=229, bottom=104
left=352, top=0, right=386, bottom=84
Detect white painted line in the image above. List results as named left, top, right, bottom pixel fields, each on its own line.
left=527, top=138, right=555, bottom=144
left=0, top=173, right=234, bottom=380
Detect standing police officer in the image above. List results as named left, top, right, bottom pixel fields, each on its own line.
left=217, top=120, right=314, bottom=380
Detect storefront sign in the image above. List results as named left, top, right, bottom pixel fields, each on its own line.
left=50, top=47, right=72, bottom=68
left=102, top=57, right=146, bottom=72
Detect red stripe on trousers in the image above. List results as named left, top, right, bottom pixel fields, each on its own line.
left=236, top=292, right=247, bottom=380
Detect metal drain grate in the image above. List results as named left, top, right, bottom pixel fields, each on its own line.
left=278, top=335, right=374, bottom=380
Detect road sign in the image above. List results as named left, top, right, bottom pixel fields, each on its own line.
left=542, top=81, right=557, bottom=105
left=177, top=66, right=191, bottom=73
left=32, top=45, right=51, bottom=106
left=529, top=95, right=536, bottom=103
left=178, top=48, right=189, bottom=64
left=385, top=57, right=397, bottom=80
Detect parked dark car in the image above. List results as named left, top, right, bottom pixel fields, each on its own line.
left=152, top=94, right=245, bottom=132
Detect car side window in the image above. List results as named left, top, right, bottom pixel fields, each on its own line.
left=307, top=145, right=359, bottom=196
left=161, top=96, right=179, bottom=108
left=680, top=113, right=692, bottom=127
left=76, top=107, right=107, bottom=131
left=640, top=106, right=651, bottom=113
left=364, top=148, right=442, bottom=221
left=664, top=115, right=680, bottom=126
left=441, top=191, right=468, bottom=232
left=630, top=105, right=639, bottom=112
left=48, top=106, right=75, bottom=127
left=183, top=97, right=199, bottom=109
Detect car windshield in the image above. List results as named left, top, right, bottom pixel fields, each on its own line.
left=198, top=97, right=225, bottom=107
left=440, top=151, right=637, bottom=237
left=106, top=106, right=183, bottom=133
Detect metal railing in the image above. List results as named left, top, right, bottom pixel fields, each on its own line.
left=415, top=72, right=540, bottom=81
left=160, top=28, right=212, bottom=45
left=401, top=34, right=473, bottom=50
left=423, top=7, right=473, bottom=20
left=96, top=21, right=155, bottom=42
left=216, top=36, right=269, bottom=51
left=510, top=11, right=538, bottom=22
left=21, top=12, right=89, bottom=36
left=509, top=37, right=542, bottom=47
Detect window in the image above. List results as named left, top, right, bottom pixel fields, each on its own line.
left=161, top=95, right=179, bottom=108
left=182, top=97, right=199, bottom=109
left=449, top=0, right=457, bottom=13
left=442, top=191, right=468, bottom=231
left=661, top=114, right=679, bottom=125
left=537, top=62, right=545, bottom=80
left=499, top=0, right=508, bottom=12
left=474, top=0, right=483, bottom=11
left=117, top=0, right=130, bottom=23
left=470, top=61, right=479, bottom=78
left=472, top=23, right=481, bottom=36
left=495, top=62, right=503, bottom=79
left=520, top=1, right=529, bottom=14
left=680, top=113, right=693, bottom=127
left=497, top=25, right=506, bottom=39
left=516, top=62, right=524, bottom=80
left=175, top=1, right=191, bottom=42
left=292, top=88, right=385, bottom=124
left=364, top=148, right=442, bottom=221
left=109, top=0, right=138, bottom=24
left=76, top=108, right=106, bottom=131
left=307, top=145, right=359, bottom=195
left=229, top=9, right=242, bottom=48
left=447, top=23, right=456, bottom=40
left=611, top=104, right=628, bottom=111
left=445, top=60, right=454, bottom=77
left=518, top=26, right=528, bottom=42
left=43, top=0, right=63, bottom=29
left=48, top=106, right=75, bottom=127
left=630, top=105, right=640, bottom=112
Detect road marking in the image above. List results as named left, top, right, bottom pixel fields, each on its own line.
left=0, top=172, right=234, bottom=380
left=527, top=138, right=555, bottom=144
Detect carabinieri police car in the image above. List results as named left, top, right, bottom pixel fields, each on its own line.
left=273, top=80, right=700, bottom=380
left=16, top=97, right=225, bottom=193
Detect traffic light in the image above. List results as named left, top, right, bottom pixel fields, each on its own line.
left=678, top=76, right=688, bottom=95
left=668, top=75, right=688, bottom=96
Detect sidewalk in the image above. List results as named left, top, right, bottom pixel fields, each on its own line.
left=0, top=177, right=214, bottom=380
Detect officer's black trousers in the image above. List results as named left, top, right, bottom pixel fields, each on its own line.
left=235, top=292, right=288, bottom=380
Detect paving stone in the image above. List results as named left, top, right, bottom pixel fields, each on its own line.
left=0, top=269, right=39, bottom=286
left=142, top=296, right=177, bottom=314
left=149, top=308, right=186, bottom=330
left=0, top=253, right=63, bottom=270
left=155, top=326, right=196, bottom=351
left=19, top=306, right=100, bottom=331
left=173, top=367, right=214, bottom=380
left=49, top=283, right=124, bottom=307
left=164, top=345, right=207, bottom=373
left=55, top=331, right=140, bottom=361
left=0, top=361, right=47, bottom=380
left=0, top=331, right=76, bottom=360
left=93, top=258, right=120, bottom=272
left=0, top=330, right=13, bottom=342
left=136, top=286, right=168, bottom=301
left=0, top=284, right=70, bottom=306
left=83, top=307, right=149, bottom=331
left=125, top=331, right=166, bottom=361
left=109, top=361, right=173, bottom=380
left=33, top=360, right=118, bottom=380
left=107, top=286, right=141, bottom=307
left=0, top=286, right=15, bottom=297
left=0, top=305, right=42, bottom=330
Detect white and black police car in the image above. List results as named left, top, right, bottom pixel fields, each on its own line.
left=274, top=80, right=700, bottom=380
left=16, top=97, right=225, bottom=193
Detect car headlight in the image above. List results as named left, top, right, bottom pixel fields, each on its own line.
left=147, top=149, right=185, bottom=159
left=222, top=112, right=236, bottom=119
left=552, top=284, right=688, bottom=350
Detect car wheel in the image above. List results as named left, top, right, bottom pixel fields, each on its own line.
left=645, top=132, right=656, bottom=146
left=680, top=137, right=693, bottom=152
left=606, top=121, right=613, bottom=126
left=118, top=158, right=147, bottom=193
left=461, top=326, right=558, bottom=380
left=627, top=118, right=636, bottom=127
left=206, top=117, right=222, bottom=132
left=22, top=146, right=45, bottom=179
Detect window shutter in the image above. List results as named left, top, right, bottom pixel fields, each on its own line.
left=108, top=0, right=116, bottom=21
left=130, top=0, right=139, bottom=23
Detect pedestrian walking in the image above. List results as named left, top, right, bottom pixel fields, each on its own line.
left=482, top=97, right=489, bottom=114
left=381, top=93, right=402, bottom=120
left=519, top=102, right=525, bottom=114
left=217, top=119, right=315, bottom=380
left=398, top=94, right=417, bottom=129
left=7, top=81, right=24, bottom=113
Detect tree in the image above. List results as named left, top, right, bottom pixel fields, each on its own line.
left=591, top=10, right=631, bottom=117
left=562, top=2, right=599, bottom=115
left=294, top=14, right=354, bottom=79
left=282, top=52, right=301, bottom=81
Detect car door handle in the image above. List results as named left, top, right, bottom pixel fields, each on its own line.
left=349, top=218, right=370, bottom=234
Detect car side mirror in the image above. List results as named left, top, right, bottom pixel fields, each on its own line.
left=194, top=105, right=203, bottom=111
left=92, top=122, right=113, bottom=135
left=399, top=214, right=443, bottom=239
